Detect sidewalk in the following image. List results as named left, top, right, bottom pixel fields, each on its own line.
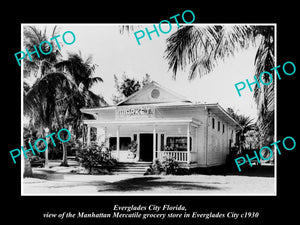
left=23, top=160, right=275, bottom=195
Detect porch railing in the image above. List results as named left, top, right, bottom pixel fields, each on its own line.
left=158, top=151, right=188, bottom=162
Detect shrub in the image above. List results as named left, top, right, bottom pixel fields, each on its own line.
left=144, top=156, right=190, bottom=175
left=161, top=156, right=180, bottom=175
left=127, top=140, right=138, bottom=159
left=77, top=141, right=116, bottom=174
left=144, top=159, right=163, bottom=175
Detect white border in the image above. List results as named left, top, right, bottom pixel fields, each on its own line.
left=20, top=23, right=277, bottom=196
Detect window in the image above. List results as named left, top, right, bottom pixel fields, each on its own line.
left=212, top=118, right=215, bottom=129
left=218, top=121, right=220, bottom=131
left=109, top=137, right=132, bottom=151
left=222, top=124, right=225, bottom=133
left=151, top=88, right=160, bottom=98
left=166, top=137, right=192, bottom=151
left=120, top=137, right=131, bottom=150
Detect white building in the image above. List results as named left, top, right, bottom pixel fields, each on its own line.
left=81, top=81, right=241, bottom=168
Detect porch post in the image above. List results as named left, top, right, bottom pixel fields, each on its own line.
left=87, top=125, right=91, bottom=145
left=137, top=133, right=140, bottom=160
left=116, top=126, right=120, bottom=160
left=153, top=125, right=156, bottom=162
left=187, top=123, right=191, bottom=164
left=104, top=127, right=108, bottom=147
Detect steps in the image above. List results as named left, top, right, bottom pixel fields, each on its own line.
left=112, top=162, right=152, bottom=175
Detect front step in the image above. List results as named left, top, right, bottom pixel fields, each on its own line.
left=112, top=162, right=152, bottom=175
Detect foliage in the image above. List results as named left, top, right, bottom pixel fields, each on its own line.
left=77, top=142, right=116, bottom=174
left=23, top=25, right=107, bottom=167
left=164, top=25, right=274, bottom=149
left=112, top=73, right=151, bottom=104
left=161, top=156, right=180, bottom=175
left=165, top=25, right=255, bottom=79
left=144, top=159, right=164, bottom=175
left=144, top=157, right=190, bottom=175
left=127, top=140, right=138, bottom=160
left=128, top=140, right=138, bottom=153
left=227, top=107, right=257, bottom=151
left=23, top=25, right=61, bottom=78
left=244, top=129, right=261, bottom=150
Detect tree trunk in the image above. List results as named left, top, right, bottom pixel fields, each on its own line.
left=60, top=142, right=68, bottom=166
left=23, top=138, right=33, bottom=177
left=23, top=157, right=33, bottom=177
left=54, top=107, right=69, bottom=167
left=44, top=128, right=50, bottom=168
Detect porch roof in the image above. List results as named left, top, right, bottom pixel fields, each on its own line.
left=83, top=117, right=202, bottom=127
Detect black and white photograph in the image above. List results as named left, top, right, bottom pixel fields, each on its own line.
left=21, top=23, right=275, bottom=195
left=4, top=4, right=298, bottom=225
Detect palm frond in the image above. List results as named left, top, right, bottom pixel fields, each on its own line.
left=119, top=25, right=139, bottom=35
left=165, top=25, right=253, bottom=80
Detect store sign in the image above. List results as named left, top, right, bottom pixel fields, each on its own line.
left=116, top=106, right=155, bottom=120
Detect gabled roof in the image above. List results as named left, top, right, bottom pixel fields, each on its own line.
left=117, top=81, right=191, bottom=106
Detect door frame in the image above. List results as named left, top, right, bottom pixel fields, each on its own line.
left=133, top=131, right=166, bottom=161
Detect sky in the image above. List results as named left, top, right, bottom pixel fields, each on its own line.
left=27, top=24, right=261, bottom=120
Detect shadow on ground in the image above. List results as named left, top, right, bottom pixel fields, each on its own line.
left=97, top=177, right=223, bottom=192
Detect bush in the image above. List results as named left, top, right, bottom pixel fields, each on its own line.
left=144, top=157, right=190, bottom=175
left=162, top=156, right=180, bottom=175
left=77, top=141, right=117, bottom=174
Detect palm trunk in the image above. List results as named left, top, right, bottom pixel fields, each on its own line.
left=24, top=157, right=33, bottom=177
left=61, top=143, right=68, bottom=166
left=44, top=127, right=50, bottom=168
left=54, top=107, right=69, bottom=167
left=23, top=139, right=32, bottom=177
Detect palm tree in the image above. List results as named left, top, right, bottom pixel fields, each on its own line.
left=23, top=25, right=62, bottom=176
left=55, top=52, right=108, bottom=151
left=24, top=71, right=83, bottom=166
left=112, top=73, right=151, bottom=104
left=23, top=26, right=107, bottom=167
left=227, top=107, right=255, bottom=152
left=164, top=25, right=274, bottom=146
left=55, top=51, right=107, bottom=107
left=23, top=26, right=62, bottom=79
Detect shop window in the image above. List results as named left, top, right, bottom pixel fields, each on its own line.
left=120, top=137, right=131, bottom=150
left=165, top=137, right=192, bottom=151
left=109, top=137, right=131, bottom=151
left=212, top=118, right=215, bottom=129
left=218, top=121, right=220, bottom=131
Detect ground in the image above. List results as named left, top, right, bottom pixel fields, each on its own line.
left=22, top=160, right=275, bottom=195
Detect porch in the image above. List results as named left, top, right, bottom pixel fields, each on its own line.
left=83, top=118, right=201, bottom=164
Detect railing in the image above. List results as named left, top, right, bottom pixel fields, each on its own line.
left=158, top=151, right=188, bottom=162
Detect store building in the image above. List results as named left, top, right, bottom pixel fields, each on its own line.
left=81, top=81, right=241, bottom=168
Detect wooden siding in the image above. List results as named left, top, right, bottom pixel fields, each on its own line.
left=87, top=105, right=237, bottom=166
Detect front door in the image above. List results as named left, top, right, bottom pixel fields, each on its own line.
left=139, top=133, right=153, bottom=162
